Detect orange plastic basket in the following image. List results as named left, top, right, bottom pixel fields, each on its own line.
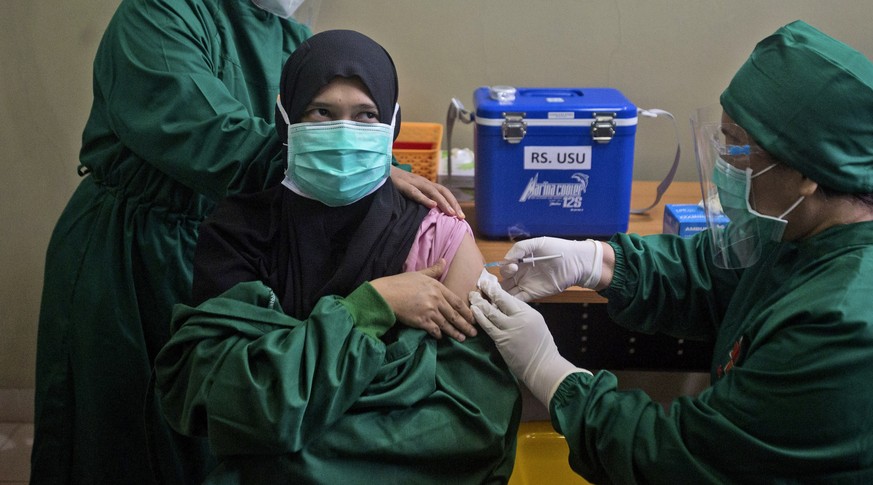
left=392, top=122, right=443, bottom=182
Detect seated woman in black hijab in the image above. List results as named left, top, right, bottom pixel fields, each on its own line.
left=154, top=30, right=520, bottom=484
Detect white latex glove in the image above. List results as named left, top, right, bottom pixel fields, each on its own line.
left=478, top=267, right=499, bottom=287
left=498, top=237, right=603, bottom=301
left=470, top=277, right=590, bottom=407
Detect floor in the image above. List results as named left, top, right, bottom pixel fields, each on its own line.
left=0, top=389, right=32, bottom=484
left=0, top=422, right=31, bottom=484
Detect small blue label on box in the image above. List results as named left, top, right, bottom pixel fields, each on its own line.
left=663, top=204, right=729, bottom=237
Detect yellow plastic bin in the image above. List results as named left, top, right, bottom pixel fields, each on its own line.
left=392, top=122, right=442, bottom=182
left=509, top=421, right=592, bottom=485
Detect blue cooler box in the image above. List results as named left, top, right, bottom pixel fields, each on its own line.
left=474, top=86, right=637, bottom=239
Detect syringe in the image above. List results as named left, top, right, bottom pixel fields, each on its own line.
left=484, top=253, right=564, bottom=268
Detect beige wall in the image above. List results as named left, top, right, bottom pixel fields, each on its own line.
left=2, top=0, right=872, bottom=389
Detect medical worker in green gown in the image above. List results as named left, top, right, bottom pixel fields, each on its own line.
left=154, top=29, right=520, bottom=483
left=470, top=20, right=873, bottom=483
left=32, top=1, right=466, bottom=483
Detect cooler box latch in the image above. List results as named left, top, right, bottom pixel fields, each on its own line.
left=501, top=112, right=527, bottom=144
left=591, top=112, right=616, bottom=144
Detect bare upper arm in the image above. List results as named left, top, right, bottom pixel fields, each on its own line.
left=441, top=233, right=484, bottom=307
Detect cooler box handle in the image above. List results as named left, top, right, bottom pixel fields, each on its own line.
left=445, top=98, right=475, bottom=181
left=631, top=108, right=681, bottom=214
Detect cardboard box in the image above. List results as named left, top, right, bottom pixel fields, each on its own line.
left=663, top=204, right=729, bottom=237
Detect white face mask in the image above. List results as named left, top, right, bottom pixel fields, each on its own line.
left=251, top=0, right=305, bottom=18
left=276, top=95, right=399, bottom=207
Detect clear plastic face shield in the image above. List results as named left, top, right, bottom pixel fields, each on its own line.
left=692, top=105, right=779, bottom=269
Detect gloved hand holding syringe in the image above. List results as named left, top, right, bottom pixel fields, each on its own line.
left=490, top=237, right=605, bottom=301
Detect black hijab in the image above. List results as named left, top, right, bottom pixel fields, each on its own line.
left=275, top=29, right=402, bottom=143
left=193, top=30, right=426, bottom=321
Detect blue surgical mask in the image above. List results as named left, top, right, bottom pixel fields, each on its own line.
left=713, top=156, right=805, bottom=244
left=276, top=96, right=396, bottom=207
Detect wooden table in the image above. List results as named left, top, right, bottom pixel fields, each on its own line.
left=463, top=180, right=701, bottom=304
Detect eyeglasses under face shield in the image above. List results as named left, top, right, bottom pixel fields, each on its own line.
left=692, top=105, right=773, bottom=269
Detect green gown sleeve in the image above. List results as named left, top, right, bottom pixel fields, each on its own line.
left=600, top=232, right=741, bottom=340
left=549, top=372, right=731, bottom=484
left=540, top=232, right=740, bottom=484
left=155, top=280, right=394, bottom=455
left=83, top=1, right=311, bottom=199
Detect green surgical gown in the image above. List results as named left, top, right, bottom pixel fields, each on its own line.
left=155, top=281, right=521, bottom=484
left=32, top=1, right=310, bottom=483
left=550, top=222, right=873, bottom=484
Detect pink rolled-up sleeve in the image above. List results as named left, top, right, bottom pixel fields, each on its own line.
left=402, top=208, right=473, bottom=281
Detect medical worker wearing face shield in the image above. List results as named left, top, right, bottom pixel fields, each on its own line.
left=470, top=20, right=873, bottom=483
left=32, top=1, right=464, bottom=483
